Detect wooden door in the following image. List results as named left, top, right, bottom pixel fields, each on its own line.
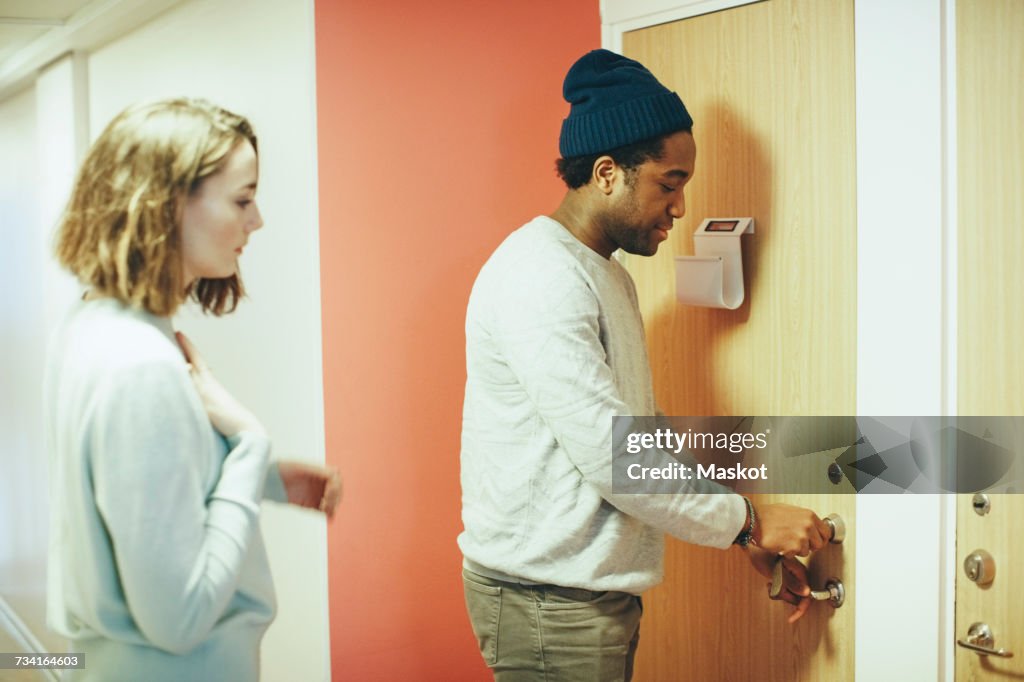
left=621, top=1, right=856, bottom=679
left=955, top=0, right=1024, bottom=678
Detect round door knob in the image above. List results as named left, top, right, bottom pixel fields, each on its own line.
left=824, top=513, right=845, bottom=543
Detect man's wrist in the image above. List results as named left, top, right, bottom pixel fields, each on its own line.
left=733, top=496, right=757, bottom=547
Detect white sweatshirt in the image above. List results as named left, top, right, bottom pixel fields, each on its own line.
left=458, top=216, right=745, bottom=594
left=44, top=297, right=286, bottom=681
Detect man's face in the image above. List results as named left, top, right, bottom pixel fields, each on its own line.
left=599, top=130, right=696, bottom=256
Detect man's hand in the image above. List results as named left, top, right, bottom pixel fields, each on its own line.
left=745, top=546, right=812, bottom=623
left=278, top=461, right=342, bottom=519
left=753, top=503, right=832, bottom=557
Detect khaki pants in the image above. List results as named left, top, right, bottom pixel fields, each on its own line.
left=462, top=569, right=642, bottom=682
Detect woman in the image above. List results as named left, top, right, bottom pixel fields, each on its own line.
left=44, top=98, right=340, bottom=681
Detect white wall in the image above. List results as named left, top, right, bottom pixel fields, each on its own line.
left=0, top=83, right=61, bottom=654
left=0, top=0, right=329, bottom=679
left=85, top=1, right=328, bottom=679
left=853, top=1, right=949, bottom=679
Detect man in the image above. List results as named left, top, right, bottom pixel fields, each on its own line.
left=458, top=49, right=831, bottom=681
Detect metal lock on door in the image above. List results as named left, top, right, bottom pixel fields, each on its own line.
left=964, top=550, right=996, bottom=586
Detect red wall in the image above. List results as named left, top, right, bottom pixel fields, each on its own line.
left=314, top=2, right=599, bottom=679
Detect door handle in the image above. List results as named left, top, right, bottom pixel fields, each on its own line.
left=768, top=512, right=846, bottom=608
left=809, top=578, right=845, bottom=608
left=957, top=622, right=1015, bottom=658
left=770, top=561, right=845, bottom=608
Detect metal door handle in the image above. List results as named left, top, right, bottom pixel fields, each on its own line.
left=957, top=639, right=1014, bottom=658
left=809, top=578, right=845, bottom=608
left=957, top=622, right=1015, bottom=658
left=770, top=561, right=845, bottom=608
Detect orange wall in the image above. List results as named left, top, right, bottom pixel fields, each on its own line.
left=314, top=2, right=599, bottom=679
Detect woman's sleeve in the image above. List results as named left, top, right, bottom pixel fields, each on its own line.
left=263, top=462, right=287, bottom=503
left=90, top=359, right=271, bottom=655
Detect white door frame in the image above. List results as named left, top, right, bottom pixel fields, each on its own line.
left=601, top=0, right=958, bottom=679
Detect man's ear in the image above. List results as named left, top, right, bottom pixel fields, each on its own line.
left=592, top=156, right=618, bottom=195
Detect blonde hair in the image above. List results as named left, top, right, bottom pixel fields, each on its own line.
left=55, top=98, right=258, bottom=316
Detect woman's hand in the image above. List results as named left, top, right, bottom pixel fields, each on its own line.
left=176, top=331, right=265, bottom=438
left=277, top=461, right=342, bottom=519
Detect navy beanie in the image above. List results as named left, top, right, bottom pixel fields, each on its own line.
left=559, top=49, right=693, bottom=158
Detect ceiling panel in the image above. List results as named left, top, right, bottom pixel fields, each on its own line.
left=0, top=1, right=95, bottom=22
left=0, top=24, right=47, bottom=64
left=0, top=0, right=95, bottom=71
left=0, top=0, right=181, bottom=100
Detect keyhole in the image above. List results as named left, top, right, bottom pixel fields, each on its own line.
left=964, top=550, right=995, bottom=585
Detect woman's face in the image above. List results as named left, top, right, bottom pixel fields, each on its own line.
left=181, top=140, right=262, bottom=286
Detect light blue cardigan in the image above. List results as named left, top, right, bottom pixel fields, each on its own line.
left=44, top=297, right=286, bottom=681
